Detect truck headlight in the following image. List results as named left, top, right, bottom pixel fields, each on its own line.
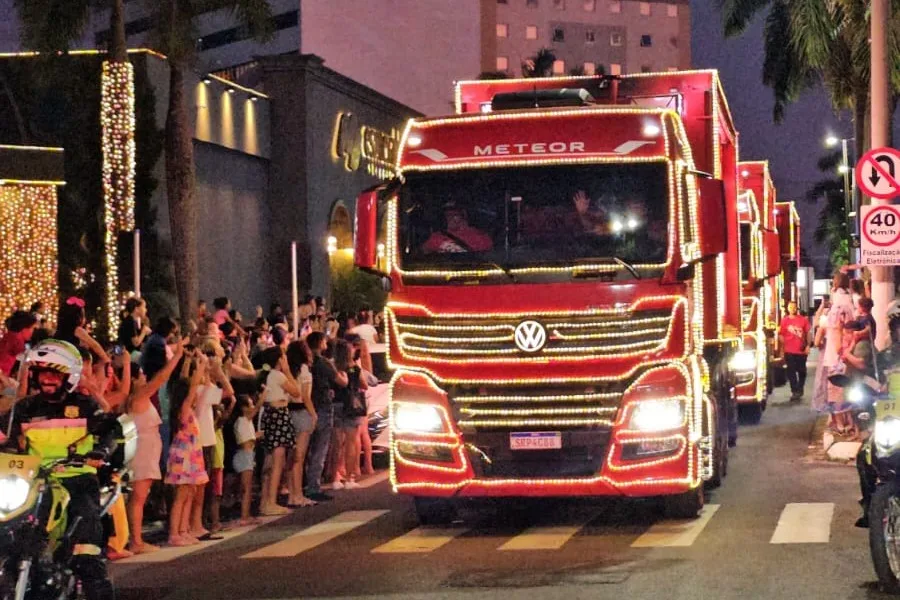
left=629, top=399, right=684, bottom=432
left=0, top=476, right=31, bottom=513
left=729, top=350, right=756, bottom=372
left=394, top=404, right=444, bottom=433
left=875, top=417, right=900, bottom=452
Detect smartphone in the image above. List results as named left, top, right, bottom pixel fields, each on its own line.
left=112, top=345, right=124, bottom=356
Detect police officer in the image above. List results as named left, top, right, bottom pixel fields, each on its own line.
left=9, top=339, right=116, bottom=600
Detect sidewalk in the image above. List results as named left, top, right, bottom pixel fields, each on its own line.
left=801, top=350, right=861, bottom=464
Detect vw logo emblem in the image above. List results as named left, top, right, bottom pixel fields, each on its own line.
left=514, top=320, right=547, bottom=353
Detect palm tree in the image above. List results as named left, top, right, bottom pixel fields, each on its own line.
left=14, top=0, right=275, bottom=322
left=805, top=149, right=849, bottom=270
left=719, top=0, right=900, bottom=151
left=522, top=48, right=557, bottom=78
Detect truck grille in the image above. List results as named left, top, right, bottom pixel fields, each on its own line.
left=388, top=302, right=682, bottom=362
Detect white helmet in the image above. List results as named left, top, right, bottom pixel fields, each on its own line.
left=26, top=339, right=83, bottom=392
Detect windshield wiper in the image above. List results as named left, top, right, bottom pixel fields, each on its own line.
left=483, top=261, right=518, bottom=283
left=612, top=256, right=642, bottom=280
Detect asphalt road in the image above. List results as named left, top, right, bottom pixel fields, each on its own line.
left=112, top=378, right=881, bottom=600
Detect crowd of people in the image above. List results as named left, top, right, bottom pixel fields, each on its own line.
left=0, top=294, right=386, bottom=559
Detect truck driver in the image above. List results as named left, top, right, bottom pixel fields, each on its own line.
left=422, top=203, right=494, bottom=254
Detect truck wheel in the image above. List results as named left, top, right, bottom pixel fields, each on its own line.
left=663, top=486, right=704, bottom=519
left=869, top=481, right=900, bottom=593
left=706, top=435, right=728, bottom=489
left=413, top=497, right=457, bottom=525
left=738, top=403, right=762, bottom=425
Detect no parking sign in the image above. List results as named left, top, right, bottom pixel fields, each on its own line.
left=861, top=205, right=900, bottom=266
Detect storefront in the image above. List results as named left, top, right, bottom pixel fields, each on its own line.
left=258, top=54, right=420, bottom=305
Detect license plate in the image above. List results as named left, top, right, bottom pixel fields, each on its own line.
left=879, top=400, right=900, bottom=419
left=510, top=432, right=562, bottom=451
left=0, top=453, right=40, bottom=478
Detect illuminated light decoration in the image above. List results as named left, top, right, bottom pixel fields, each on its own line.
left=0, top=48, right=167, bottom=60
left=101, top=60, right=136, bottom=336
left=605, top=435, right=687, bottom=472
left=326, top=235, right=338, bottom=254
left=643, top=123, right=661, bottom=137
left=459, top=406, right=617, bottom=417
left=205, top=74, right=269, bottom=99
left=0, top=184, right=59, bottom=324
left=456, top=391, right=621, bottom=404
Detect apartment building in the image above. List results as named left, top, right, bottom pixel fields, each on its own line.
left=487, top=0, right=691, bottom=77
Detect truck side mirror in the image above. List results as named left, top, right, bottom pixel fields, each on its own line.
left=697, top=178, right=727, bottom=259
left=354, top=189, right=381, bottom=273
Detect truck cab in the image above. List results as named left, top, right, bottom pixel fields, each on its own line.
left=354, top=71, right=744, bottom=523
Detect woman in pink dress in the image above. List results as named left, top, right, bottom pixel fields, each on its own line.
left=125, top=339, right=185, bottom=553
left=165, top=352, right=210, bottom=546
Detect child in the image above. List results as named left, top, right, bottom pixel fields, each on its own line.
left=234, top=393, right=264, bottom=525
left=209, top=398, right=235, bottom=532
left=165, top=353, right=210, bottom=546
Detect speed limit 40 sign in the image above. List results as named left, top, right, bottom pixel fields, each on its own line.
left=861, top=205, right=900, bottom=266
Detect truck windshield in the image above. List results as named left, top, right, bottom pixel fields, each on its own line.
left=398, top=163, right=669, bottom=274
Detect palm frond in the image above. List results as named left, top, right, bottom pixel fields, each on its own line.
left=762, top=1, right=811, bottom=121
left=789, top=0, right=837, bottom=69
left=719, top=0, right=772, bottom=37
left=13, top=0, right=92, bottom=52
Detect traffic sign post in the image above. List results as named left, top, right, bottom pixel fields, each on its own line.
left=860, top=205, right=900, bottom=266
left=856, top=147, right=900, bottom=200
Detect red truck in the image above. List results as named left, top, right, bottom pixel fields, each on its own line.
left=354, top=71, right=745, bottom=522
left=776, top=201, right=802, bottom=308
left=734, top=161, right=783, bottom=422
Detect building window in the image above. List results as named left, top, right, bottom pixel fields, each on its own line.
left=610, top=32, right=623, bottom=46
left=527, top=0, right=539, bottom=6
left=497, top=23, right=509, bottom=37
left=585, top=30, right=596, bottom=43
left=609, top=0, right=621, bottom=13
left=610, top=63, right=622, bottom=75
left=667, top=3, right=679, bottom=17
left=553, top=0, right=565, bottom=9
left=553, top=27, right=565, bottom=42
left=553, top=59, right=566, bottom=74
left=583, top=61, right=596, bottom=75
left=640, top=1, right=651, bottom=15
left=584, top=0, right=596, bottom=10
left=640, top=34, right=653, bottom=47
left=641, top=65, right=652, bottom=73
left=526, top=25, right=538, bottom=39
left=497, top=56, right=509, bottom=71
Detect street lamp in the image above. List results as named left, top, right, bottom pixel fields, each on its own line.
left=824, top=133, right=857, bottom=257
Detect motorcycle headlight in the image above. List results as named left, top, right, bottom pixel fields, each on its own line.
left=629, top=399, right=684, bottom=432
left=394, top=404, right=444, bottom=433
left=848, top=386, right=865, bottom=404
left=0, top=476, right=31, bottom=513
left=875, top=417, right=900, bottom=452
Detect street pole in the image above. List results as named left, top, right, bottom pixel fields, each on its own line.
left=133, top=228, right=141, bottom=298
left=870, top=0, right=892, bottom=349
left=291, top=241, right=299, bottom=337
left=842, top=138, right=851, bottom=248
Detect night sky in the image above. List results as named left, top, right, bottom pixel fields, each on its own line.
left=691, top=1, right=899, bottom=274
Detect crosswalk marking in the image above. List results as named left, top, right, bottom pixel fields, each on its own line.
left=241, top=510, right=389, bottom=558
left=121, top=517, right=280, bottom=564
left=770, top=503, right=834, bottom=544
left=371, top=526, right=469, bottom=554
left=498, top=512, right=598, bottom=551
left=630, top=504, right=720, bottom=548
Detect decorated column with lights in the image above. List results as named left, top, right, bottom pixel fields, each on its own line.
left=100, top=60, right=136, bottom=336
left=0, top=145, right=65, bottom=324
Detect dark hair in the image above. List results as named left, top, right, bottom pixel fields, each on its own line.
left=272, top=327, right=287, bottom=346
left=314, top=296, right=324, bottom=310
left=301, top=295, right=314, bottom=306
left=5, top=310, right=37, bottom=333
left=123, top=297, right=145, bottom=315
left=254, top=317, right=267, bottom=329
left=198, top=299, right=206, bottom=306
left=333, top=339, right=351, bottom=372
left=833, top=272, right=851, bottom=290
left=29, top=302, right=43, bottom=313
left=859, top=297, right=874, bottom=313
left=55, top=302, right=86, bottom=343
left=213, top=297, right=229, bottom=310
left=286, top=340, right=311, bottom=377
left=306, top=331, right=326, bottom=353
left=850, top=279, right=865, bottom=295
left=221, top=321, right=235, bottom=337
left=229, top=309, right=239, bottom=321
left=30, top=328, right=51, bottom=346
left=152, top=317, right=178, bottom=338
left=269, top=302, right=281, bottom=314
left=258, top=346, right=283, bottom=369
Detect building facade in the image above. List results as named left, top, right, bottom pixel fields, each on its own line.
left=488, top=0, right=691, bottom=77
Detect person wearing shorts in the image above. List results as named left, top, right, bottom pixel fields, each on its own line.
left=286, top=341, right=317, bottom=507
left=233, top=395, right=263, bottom=525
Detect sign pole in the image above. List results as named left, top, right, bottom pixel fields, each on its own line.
left=870, top=0, right=893, bottom=349
left=133, top=228, right=141, bottom=298
left=291, top=241, right=299, bottom=337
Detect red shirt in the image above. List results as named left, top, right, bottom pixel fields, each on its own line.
left=780, top=315, right=810, bottom=355
left=423, top=227, right=493, bottom=253
left=0, top=331, right=26, bottom=376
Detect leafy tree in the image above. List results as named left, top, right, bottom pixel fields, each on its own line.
left=719, top=0, right=900, bottom=150
left=14, top=0, right=276, bottom=322
left=805, top=149, right=849, bottom=270
left=522, top=48, right=557, bottom=78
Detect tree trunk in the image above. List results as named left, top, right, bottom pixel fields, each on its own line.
left=108, top=0, right=127, bottom=62
left=0, top=71, right=27, bottom=143
left=165, top=60, right=198, bottom=323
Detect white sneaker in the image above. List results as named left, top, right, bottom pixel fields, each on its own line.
left=332, top=480, right=345, bottom=490
left=344, top=480, right=360, bottom=489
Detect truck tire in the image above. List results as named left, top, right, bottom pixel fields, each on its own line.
left=738, top=403, right=762, bottom=425
left=869, top=481, right=900, bottom=593
left=663, top=486, right=704, bottom=519
left=706, top=434, right=728, bottom=489
left=413, top=497, right=457, bottom=525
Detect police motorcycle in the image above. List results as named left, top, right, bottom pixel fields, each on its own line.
left=842, top=306, right=900, bottom=593
left=0, top=385, right=137, bottom=597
